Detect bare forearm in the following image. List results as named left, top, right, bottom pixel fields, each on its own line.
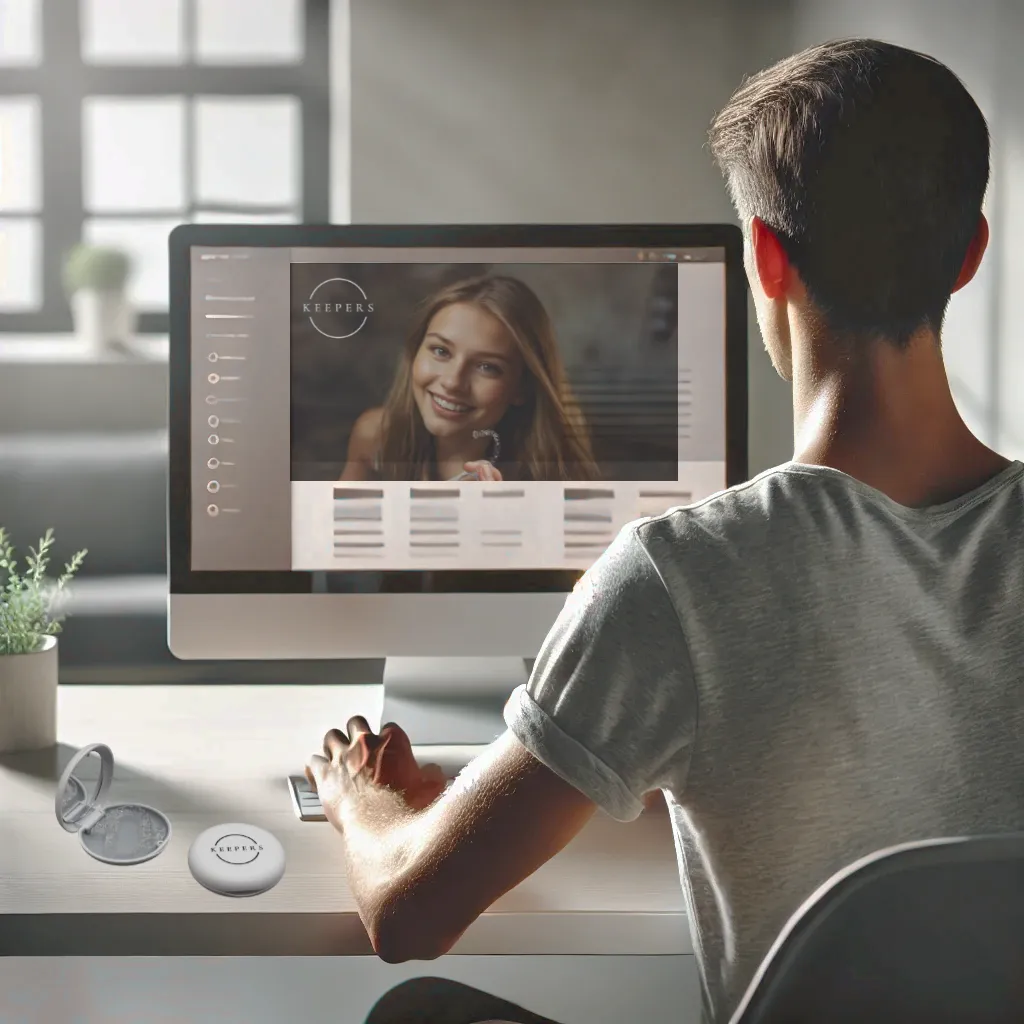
left=336, top=775, right=485, bottom=961
left=322, top=732, right=596, bottom=964
left=336, top=787, right=419, bottom=939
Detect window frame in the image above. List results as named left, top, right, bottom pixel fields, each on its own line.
left=0, top=0, right=330, bottom=334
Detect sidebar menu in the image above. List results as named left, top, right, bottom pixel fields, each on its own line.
left=190, top=246, right=294, bottom=571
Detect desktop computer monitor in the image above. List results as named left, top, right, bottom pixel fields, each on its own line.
left=168, top=225, right=748, bottom=747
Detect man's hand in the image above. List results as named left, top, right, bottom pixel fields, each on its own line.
left=306, top=723, right=597, bottom=963
left=306, top=717, right=447, bottom=828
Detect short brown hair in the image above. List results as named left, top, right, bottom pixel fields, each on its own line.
left=708, top=39, right=990, bottom=348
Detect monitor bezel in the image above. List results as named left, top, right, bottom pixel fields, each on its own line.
left=169, top=223, right=748, bottom=595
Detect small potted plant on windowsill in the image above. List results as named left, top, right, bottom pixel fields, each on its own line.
left=0, top=527, right=86, bottom=753
left=63, top=243, right=135, bottom=356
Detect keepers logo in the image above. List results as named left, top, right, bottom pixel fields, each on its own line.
left=303, top=277, right=374, bottom=339
left=210, top=833, right=264, bottom=865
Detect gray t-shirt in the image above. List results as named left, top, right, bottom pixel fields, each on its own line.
left=504, top=460, right=1024, bottom=1023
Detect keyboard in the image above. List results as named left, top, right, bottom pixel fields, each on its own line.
left=286, top=774, right=327, bottom=822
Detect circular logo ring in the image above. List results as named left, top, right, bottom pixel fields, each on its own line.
left=307, top=277, right=370, bottom=339
left=212, top=832, right=262, bottom=865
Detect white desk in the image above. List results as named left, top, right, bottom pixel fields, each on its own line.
left=0, top=685, right=690, bottom=957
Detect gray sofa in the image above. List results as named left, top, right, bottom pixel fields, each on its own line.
left=0, top=430, right=364, bottom=683
left=0, top=431, right=168, bottom=677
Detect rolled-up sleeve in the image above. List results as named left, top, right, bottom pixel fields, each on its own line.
left=504, top=523, right=698, bottom=821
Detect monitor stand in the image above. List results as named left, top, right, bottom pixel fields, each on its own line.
left=379, top=657, right=530, bottom=769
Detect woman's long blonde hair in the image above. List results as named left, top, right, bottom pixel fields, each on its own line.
left=378, top=275, right=598, bottom=481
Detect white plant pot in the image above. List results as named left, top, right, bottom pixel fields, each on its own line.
left=0, top=634, right=58, bottom=753
left=71, top=289, right=136, bottom=354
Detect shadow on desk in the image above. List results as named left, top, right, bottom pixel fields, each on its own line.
left=0, top=742, right=102, bottom=783
left=366, top=976, right=564, bottom=1024
left=0, top=741, right=227, bottom=816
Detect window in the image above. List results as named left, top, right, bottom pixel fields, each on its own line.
left=0, top=0, right=329, bottom=334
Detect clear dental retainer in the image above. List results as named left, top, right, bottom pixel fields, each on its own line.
left=55, top=742, right=172, bottom=865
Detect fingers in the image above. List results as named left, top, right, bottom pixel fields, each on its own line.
left=373, top=722, right=416, bottom=786
left=476, top=463, right=502, bottom=482
left=315, top=716, right=444, bottom=794
left=306, top=753, right=329, bottom=791
left=315, top=719, right=446, bottom=806
left=379, top=721, right=413, bottom=752
left=323, top=728, right=348, bottom=763
left=462, top=460, right=500, bottom=481
left=346, top=715, right=373, bottom=741
left=323, top=718, right=376, bottom=761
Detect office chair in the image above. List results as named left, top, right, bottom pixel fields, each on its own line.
left=730, top=832, right=1024, bottom=1024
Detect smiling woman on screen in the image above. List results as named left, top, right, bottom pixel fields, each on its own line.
left=338, top=275, right=598, bottom=482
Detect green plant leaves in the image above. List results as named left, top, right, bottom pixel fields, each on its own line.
left=0, top=527, right=87, bottom=656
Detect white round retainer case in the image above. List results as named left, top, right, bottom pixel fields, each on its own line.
left=188, top=823, right=286, bottom=897
left=55, top=743, right=172, bottom=865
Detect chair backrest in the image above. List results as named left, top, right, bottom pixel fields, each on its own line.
left=730, top=833, right=1024, bottom=1024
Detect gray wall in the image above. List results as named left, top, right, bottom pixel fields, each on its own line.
left=997, top=0, right=1024, bottom=460
left=348, top=0, right=798, bottom=474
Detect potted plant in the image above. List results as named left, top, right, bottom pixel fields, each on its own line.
left=63, top=243, right=135, bottom=355
left=0, top=527, right=86, bottom=753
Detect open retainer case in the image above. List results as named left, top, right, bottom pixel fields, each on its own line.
left=55, top=743, right=172, bottom=865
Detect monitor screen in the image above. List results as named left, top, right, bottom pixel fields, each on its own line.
left=171, top=227, right=746, bottom=598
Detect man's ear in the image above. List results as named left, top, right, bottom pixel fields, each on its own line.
left=749, top=216, right=790, bottom=300
left=951, top=213, right=989, bottom=294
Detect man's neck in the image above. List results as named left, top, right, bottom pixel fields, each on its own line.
left=790, top=326, right=1011, bottom=507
